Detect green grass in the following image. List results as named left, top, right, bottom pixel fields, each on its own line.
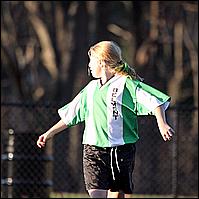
left=50, top=192, right=198, bottom=198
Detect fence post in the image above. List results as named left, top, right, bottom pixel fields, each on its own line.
left=1, top=129, right=15, bottom=198
left=170, top=107, right=179, bottom=198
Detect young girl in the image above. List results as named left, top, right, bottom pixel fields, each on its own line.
left=37, top=41, right=175, bottom=198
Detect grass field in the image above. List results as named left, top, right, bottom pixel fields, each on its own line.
left=50, top=192, right=198, bottom=198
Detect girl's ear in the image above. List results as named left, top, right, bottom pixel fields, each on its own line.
left=99, top=60, right=106, bottom=68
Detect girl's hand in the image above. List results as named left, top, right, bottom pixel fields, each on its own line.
left=37, top=133, right=48, bottom=148
left=159, top=123, right=175, bottom=141
left=154, top=105, right=175, bottom=141
left=36, top=120, right=67, bottom=148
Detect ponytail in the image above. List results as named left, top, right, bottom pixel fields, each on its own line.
left=111, top=60, right=144, bottom=81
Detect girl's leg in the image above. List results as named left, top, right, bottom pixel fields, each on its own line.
left=107, top=190, right=124, bottom=198
left=124, top=194, right=132, bottom=198
left=88, top=189, right=107, bottom=198
left=108, top=190, right=132, bottom=198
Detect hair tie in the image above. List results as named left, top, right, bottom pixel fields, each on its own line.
left=123, top=63, right=129, bottom=72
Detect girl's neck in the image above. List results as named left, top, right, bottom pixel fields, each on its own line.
left=100, top=72, right=115, bottom=86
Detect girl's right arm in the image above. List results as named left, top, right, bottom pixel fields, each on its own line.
left=37, top=119, right=67, bottom=148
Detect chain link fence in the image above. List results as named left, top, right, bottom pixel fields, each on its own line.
left=1, top=102, right=198, bottom=198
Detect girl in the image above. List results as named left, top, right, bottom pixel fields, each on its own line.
left=37, top=41, right=175, bottom=198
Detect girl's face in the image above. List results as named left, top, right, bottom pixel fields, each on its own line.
left=88, top=55, right=103, bottom=78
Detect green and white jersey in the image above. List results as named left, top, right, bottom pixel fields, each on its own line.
left=58, top=75, right=171, bottom=147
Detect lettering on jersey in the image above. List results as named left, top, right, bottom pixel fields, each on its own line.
left=111, top=88, right=119, bottom=120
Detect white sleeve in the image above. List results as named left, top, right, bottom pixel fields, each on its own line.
left=136, top=87, right=170, bottom=114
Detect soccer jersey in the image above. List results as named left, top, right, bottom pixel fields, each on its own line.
left=58, top=75, right=171, bottom=147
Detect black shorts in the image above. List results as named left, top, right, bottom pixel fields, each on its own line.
left=83, top=143, right=136, bottom=194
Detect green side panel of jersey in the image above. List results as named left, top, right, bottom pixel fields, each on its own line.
left=122, top=79, right=140, bottom=143
left=92, top=86, right=109, bottom=146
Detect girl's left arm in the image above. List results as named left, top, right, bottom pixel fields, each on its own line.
left=154, top=105, right=175, bottom=141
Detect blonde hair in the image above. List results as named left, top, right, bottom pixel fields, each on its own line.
left=88, top=41, right=143, bottom=81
